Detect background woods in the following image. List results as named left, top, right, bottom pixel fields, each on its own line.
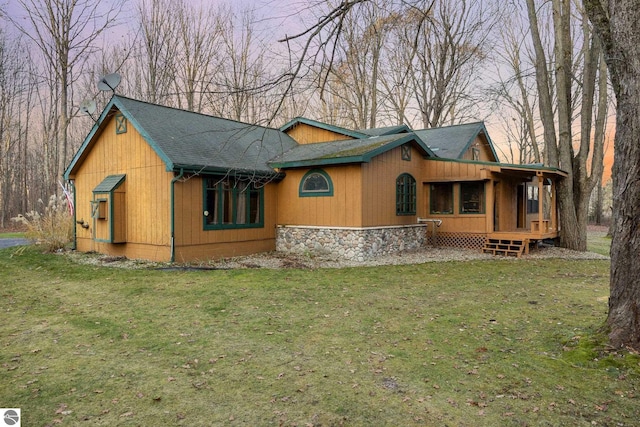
left=0, top=0, right=613, bottom=240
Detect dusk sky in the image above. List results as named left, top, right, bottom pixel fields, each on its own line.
left=3, top=0, right=312, bottom=45
left=1, top=0, right=615, bottom=177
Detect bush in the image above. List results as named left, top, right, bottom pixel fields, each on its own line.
left=11, top=194, right=74, bottom=252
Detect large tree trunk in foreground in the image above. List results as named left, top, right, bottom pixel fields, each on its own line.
left=584, top=0, right=640, bottom=350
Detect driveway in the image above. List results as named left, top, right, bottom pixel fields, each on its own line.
left=0, top=238, right=29, bottom=249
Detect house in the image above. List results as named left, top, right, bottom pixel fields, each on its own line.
left=64, top=96, right=567, bottom=262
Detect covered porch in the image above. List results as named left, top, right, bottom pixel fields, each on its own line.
left=484, top=165, right=567, bottom=257
left=420, top=160, right=567, bottom=256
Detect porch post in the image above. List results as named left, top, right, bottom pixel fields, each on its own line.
left=551, top=177, right=558, bottom=232
left=537, top=172, right=544, bottom=232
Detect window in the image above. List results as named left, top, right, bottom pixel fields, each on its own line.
left=396, top=173, right=416, bottom=215
left=527, top=184, right=539, bottom=214
left=299, top=169, right=333, bottom=197
left=460, top=181, right=485, bottom=214
left=204, top=177, right=263, bottom=229
left=430, top=183, right=453, bottom=214
left=472, top=147, right=480, bottom=161
left=115, top=113, right=127, bottom=134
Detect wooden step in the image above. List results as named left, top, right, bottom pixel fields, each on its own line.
left=482, top=238, right=526, bottom=258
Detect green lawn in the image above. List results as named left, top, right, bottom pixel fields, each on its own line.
left=587, top=231, right=612, bottom=257
left=0, top=231, right=25, bottom=238
left=1, top=246, right=637, bottom=426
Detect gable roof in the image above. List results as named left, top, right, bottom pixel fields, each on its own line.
left=65, top=96, right=512, bottom=182
left=279, top=117, right=369, bottom=140
left=65, top=96, right=298, bottom=179
left=413, top=122, right=498, bottom=161
left=269, top=133, right=435, bottom=168
left=356, top=124, right=412, bottom=136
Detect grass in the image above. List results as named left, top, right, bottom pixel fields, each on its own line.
left=587, top=231, right=612, bottom=257
left=0, top=231, right=25, bottom=238
left=1, top=246, right=638, bottom=426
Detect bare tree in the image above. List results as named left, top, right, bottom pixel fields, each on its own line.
left=209, top=7, right=274, bottom=124
left=172, top=1, right=224, bottom=113
left=491, top=11, right=542, bottom=164
left=279, top=0, right=493, bottom=129
left=318, top=2, right=394, bottom=129
left=136, top=0, right=179, bottom=104
left=584, top=0, right=640, bottom=350
left=9, top=0, right=123, bottom=185
left=378, top=16, right=420, bottom=126
left=0, top=30, right=37, bottom=227
left=525, top=0, right=608, bottom=250
left=274, top=0, right=377, bottom=120
left=404, top=0, right=494, bottom=128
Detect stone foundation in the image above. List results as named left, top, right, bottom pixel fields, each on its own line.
left=276, top=224, right=429, bottom=261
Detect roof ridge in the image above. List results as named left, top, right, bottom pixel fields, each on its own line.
left=414, top=121, right=485, bottom=132
left=279, top=116, right=369, bottom=139
left=113, top=95, right=281, bottom=132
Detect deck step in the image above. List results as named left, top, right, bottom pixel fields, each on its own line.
left=482, top=238, right=526, bottom=258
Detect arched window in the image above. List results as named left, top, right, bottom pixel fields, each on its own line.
left=299, top=169, right=334, bottom=197
left=396, top=173, right=416, bottom=215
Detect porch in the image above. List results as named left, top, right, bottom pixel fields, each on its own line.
left=483, top=228, right=559, bottom=258
left=483, top=165, right=564, bottom=256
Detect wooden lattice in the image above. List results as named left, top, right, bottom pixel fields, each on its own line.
left=429, top=232, right=486, bottom=250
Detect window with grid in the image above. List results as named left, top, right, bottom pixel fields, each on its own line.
left=396, top=173, right=416, bottom=215
left=299, top=169, right=333, bottom=197
left=204, top=177, right=263, bottom=229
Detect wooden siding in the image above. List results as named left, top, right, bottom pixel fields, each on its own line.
left=496, top=177, right=519, bottom=231
left=459, top=135, right=496, bottom=162
left=92, top=185, right=126, bottom=243
left=71, top=113, right=173, bottom=261
left=174, top=239, right=275, bottom=263
left=113, top=190, right=127, bottom=242
left=361, top=145, right=426, bottom=226
left=276, top=146, right=429, bottom=228
left=276, top=165, right=363, bottom=227
left=421, top=184, right=488, bottom=234
left=420, top=159, right=492, bottom=234
left=422, top=159, right=494, bottom=182
left=285, top=123, right=356, bottom=144
left=171, top=177, right=278, bottom=261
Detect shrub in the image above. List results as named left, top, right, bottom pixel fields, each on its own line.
left=12, top=194, right=74, bottom=252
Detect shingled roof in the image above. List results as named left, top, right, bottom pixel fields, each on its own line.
left=413, top=122, right=498, bottom=160
left=65, top=96, right=298, bottom=179
left=269, top=133, right=435, bottom=168
left=65, top=96, right=506, bottom=181
left=356, top=124, right=412, bottom=136
left=279, top=117, right=368, bottom=139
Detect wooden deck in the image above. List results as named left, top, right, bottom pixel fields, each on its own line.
left=484, top=229, right=559, bottom=258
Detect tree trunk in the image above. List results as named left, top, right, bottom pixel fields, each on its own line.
left=584, top=0, right=640, bottom=350
left=527, top=0, right=606, bottom=252
left=594, top=179, right=603, bottom=225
